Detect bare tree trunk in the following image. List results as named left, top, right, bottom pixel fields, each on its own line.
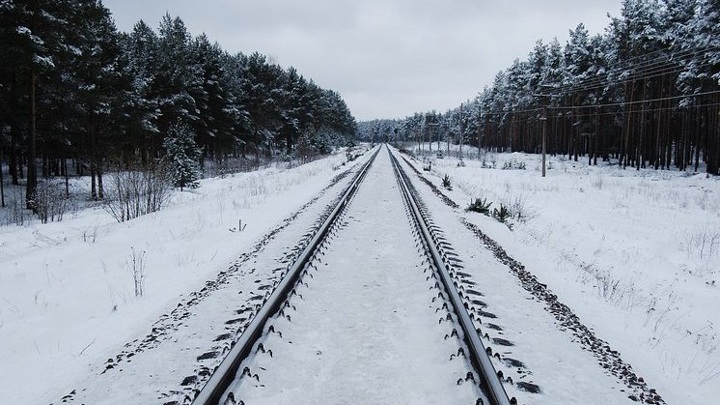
left=91, top=168, right=97, bottom=200
left=0, top=142, right=5, bottom=207
left=64, top=159, right=69, bottom=198
left=9, top=124, right=18, bottom=185
left=695, top=109, right=702, bottom=173
left=98, top=169, right=104, bottom=199
left=26, top=71, right=38, bottom=210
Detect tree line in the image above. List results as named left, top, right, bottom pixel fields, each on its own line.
left=0, top=0, right=357, bottom=209
left=361, top=0, right=720, bottom=175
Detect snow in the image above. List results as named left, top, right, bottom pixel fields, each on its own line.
left=228, top=148, right=480, bottom=405
left=1, top=142, right=718, bottom=405
left=397, top=144, right=720, bottom=404
left=0, top=152, right=361, bottom=405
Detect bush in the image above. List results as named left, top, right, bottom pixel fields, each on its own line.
left=466, top=198, right=492, bottom=215
left=442, top=174, right=452, bottom=190
left=507, top=194, right=535, bottom=222
left=502, top=159, right=527, bottom=170
left=295, top=132, right=318, bottom=163
left=103, top=163, right=174, bottom=223
left=493, top=203, right=511, bottom=223
left=3, top=188, right=30, bottom=226
left=33, top=181, right=67, bottom=224
left=481, top=155, right=497, bottom=169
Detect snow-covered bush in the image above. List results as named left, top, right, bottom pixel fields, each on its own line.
left=295, top=132, right=317, bottom=163
left=504, top=194, right=535, bottom=223
left=3, top=187, right=30, bottom=226
left=466, top=198, right=492, bottom=215
left=103, top=164, right=174, bottom=223
left=442, top=174, right=452, bottom=190
left=684, top=229, right=720, bottom=261
left=502, top=159, right=526, bottom=170
left=492, top=203, right=511, bottom=223
left=33, top=180, right=67, bottom=224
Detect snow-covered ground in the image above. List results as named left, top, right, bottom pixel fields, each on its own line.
left=1, top=141, right=718, bottom=404
left=398, top=142, right=720, bottom=404
left=0, top=151, right=364, bottom=405
left=230, top=148, right=481, bottom=404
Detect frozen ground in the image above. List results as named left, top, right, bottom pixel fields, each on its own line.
left=1, top=141, right=718, bottom=404
left=0, top=150, right=364, bottom=405
left=398, top=142, right=720, bottom=404
left=230, top=148, right=481, bottom=405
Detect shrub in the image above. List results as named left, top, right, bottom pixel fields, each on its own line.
left=466, top=198, right=492, bottom=215
left=442, top=174, right=452, bottom=190
left=507, top=194, right=535, bottom=222
left=103, top=162, right=174, bottom=223
left=502, top=159, right=527, bottom=170
left=3, top=188, right=30, bottom=226
left=493, top=203, right=511, bottom=223
left=346, top=150, right=359, bottom=162
left=33, top=181, right=67, bottom=224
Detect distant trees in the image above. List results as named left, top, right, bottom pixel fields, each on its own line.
left=0, top=1, right=356, bottom=211
left=376, top=0, right=720, bottom=175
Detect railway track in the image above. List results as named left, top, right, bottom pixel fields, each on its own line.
left=191, top=145, right=513, bottom=405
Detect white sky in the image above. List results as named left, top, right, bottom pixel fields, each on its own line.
left=102, top=0, right=623, bottom=121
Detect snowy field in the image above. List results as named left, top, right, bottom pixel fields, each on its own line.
left=1, top=142, right=719, bottom=404
left=0, top=151, right=361, bottom=404
left=398, top=142, right=720, bottom=404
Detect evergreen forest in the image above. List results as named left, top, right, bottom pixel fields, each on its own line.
left=0, top=0, right=357, bottom=208
left=360, top=0, right=720, bottom=176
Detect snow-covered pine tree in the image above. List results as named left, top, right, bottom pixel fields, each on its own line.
left=9, top=0, right=76, bottom=210
left=117, top=20, right=162, bottom=165
left=163, top=123, right=202, bottom=190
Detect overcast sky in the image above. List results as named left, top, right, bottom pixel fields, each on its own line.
left=102, top=0, right=623, bottom=121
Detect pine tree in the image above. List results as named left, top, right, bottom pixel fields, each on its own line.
left=69, top=0, right=122, bottom=200
left=118, top=20, right=162, bottom=164
left=163, top=123, right=201, bottom=190
left=11, top=0, right=76, bottom=209
left=189, top=34, right=236, bottom=162
left=155, top=14, right=200, bottom=135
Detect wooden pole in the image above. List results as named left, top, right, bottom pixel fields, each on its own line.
left=459, top=103, right=464, bottom=159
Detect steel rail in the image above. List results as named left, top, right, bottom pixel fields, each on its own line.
left=388, top=145, right=512, bottom=405
left=191, top=146, right=381, bottom=405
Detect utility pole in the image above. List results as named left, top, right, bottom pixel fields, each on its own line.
left=446, top=118, right=450, bottom=156
left=459, top=103, right=464, bottom=159
left=437, top=121, right=441, bottom=151
left=419, top=116, right=424, bottom=153
left=535, top=86, right=553, bottom=178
